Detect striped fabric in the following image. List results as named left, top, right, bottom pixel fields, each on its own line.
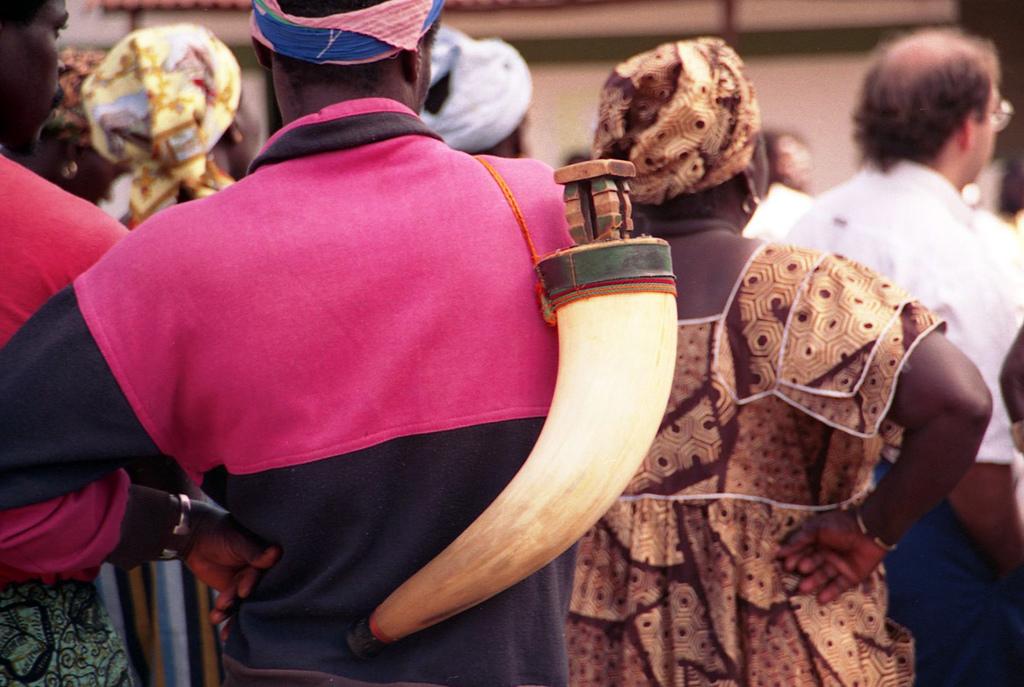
left=97, top=561, right=222, bottom=686
left=250, top=0, right=444, bottom=65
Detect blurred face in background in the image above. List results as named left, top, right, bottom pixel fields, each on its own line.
left=772, top=134, right=813, bottom=193
left=964, top=87, right=1009, bottom=185
left=0, top=0, right=68, bottom=151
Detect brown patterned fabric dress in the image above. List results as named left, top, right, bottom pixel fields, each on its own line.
left=567, top=243, right=943, bottom=686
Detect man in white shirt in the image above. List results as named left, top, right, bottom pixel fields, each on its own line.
left=789, top=28, right=1024, bottom=685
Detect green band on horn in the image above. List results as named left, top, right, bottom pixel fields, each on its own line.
left=536, top=238, right=676, bottom=324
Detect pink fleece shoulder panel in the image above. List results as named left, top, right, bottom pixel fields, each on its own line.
left=75, top=107, right=572, bottom=477
left=0, top=470, right=129, bottom=584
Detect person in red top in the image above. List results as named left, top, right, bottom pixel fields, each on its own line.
left=0, top=0, right=586, bottom=683
left=0, top=12, right=126, bottom=347
left=0, top=2, right=278, bottom=684
left=0, top=150, right=126, bottom=347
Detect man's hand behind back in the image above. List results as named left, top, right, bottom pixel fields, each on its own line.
left=182, top=500, right=282, bottom=624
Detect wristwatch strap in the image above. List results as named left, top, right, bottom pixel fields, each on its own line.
left=159, top=494, right=192, bottom=560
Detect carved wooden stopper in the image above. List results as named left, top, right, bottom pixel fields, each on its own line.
left=554, top=160, right=636, bottom=245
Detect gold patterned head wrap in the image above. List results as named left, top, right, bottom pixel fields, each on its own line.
left=83, top=24, right=241, bottom=227
left=43, top=48, right=106, bottom=147
left=593, top=37, right=761, bottom=205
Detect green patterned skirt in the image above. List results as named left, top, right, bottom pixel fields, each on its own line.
left=0, top=579, right=131, bottom=686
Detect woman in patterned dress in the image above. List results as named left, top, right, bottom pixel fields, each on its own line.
left=566, top=38, right=992, bottom=686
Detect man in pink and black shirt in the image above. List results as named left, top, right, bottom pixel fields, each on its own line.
left=1, top=1, right=577, bottom=684
left=0, top=3, right=281, bottom=685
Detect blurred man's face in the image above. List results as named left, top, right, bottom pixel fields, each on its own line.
left=774, top=135, right=813, bottom=193
left=965, top=86, right=1004, bottom=185
left=0, top=0, right=68, bottom=151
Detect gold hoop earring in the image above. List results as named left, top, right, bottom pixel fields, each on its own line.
left=60, top=160, right=79, bottom=180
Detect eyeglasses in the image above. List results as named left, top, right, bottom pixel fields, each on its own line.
left=991, top=98, right=1014, bottom=132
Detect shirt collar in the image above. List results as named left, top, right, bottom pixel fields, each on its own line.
left=867, top=160, right=974, bottom=226
left=259, top=98, right=420, bottom=154
left=248, top=98, right=439, bottom=174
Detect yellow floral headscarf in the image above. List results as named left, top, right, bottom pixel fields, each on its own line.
left=83, top=24, right=241, bottom=227
left=593, top=38, right=761, bottom=205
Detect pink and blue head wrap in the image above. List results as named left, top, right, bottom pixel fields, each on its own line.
left=251, top=0, right=444, bottom=66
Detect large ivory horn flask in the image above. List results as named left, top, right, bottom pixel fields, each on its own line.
left=347, top=159, right=677, bottom=657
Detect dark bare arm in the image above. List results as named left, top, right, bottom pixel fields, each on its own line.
left=964, top=322, right=1024, bottom=575
left=1001, top=323, right=1024, bottom=423
left=864, top=332, right=991, bottom=545
left=947, top=463, right=1024, bottom=576
left=780, top=332, right=990, bottom=601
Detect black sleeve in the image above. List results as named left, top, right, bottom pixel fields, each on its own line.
left=0, top=285, right=162, bottom=509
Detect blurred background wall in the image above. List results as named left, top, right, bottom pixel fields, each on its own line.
left=66, top=0, right=1024, bottom=209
